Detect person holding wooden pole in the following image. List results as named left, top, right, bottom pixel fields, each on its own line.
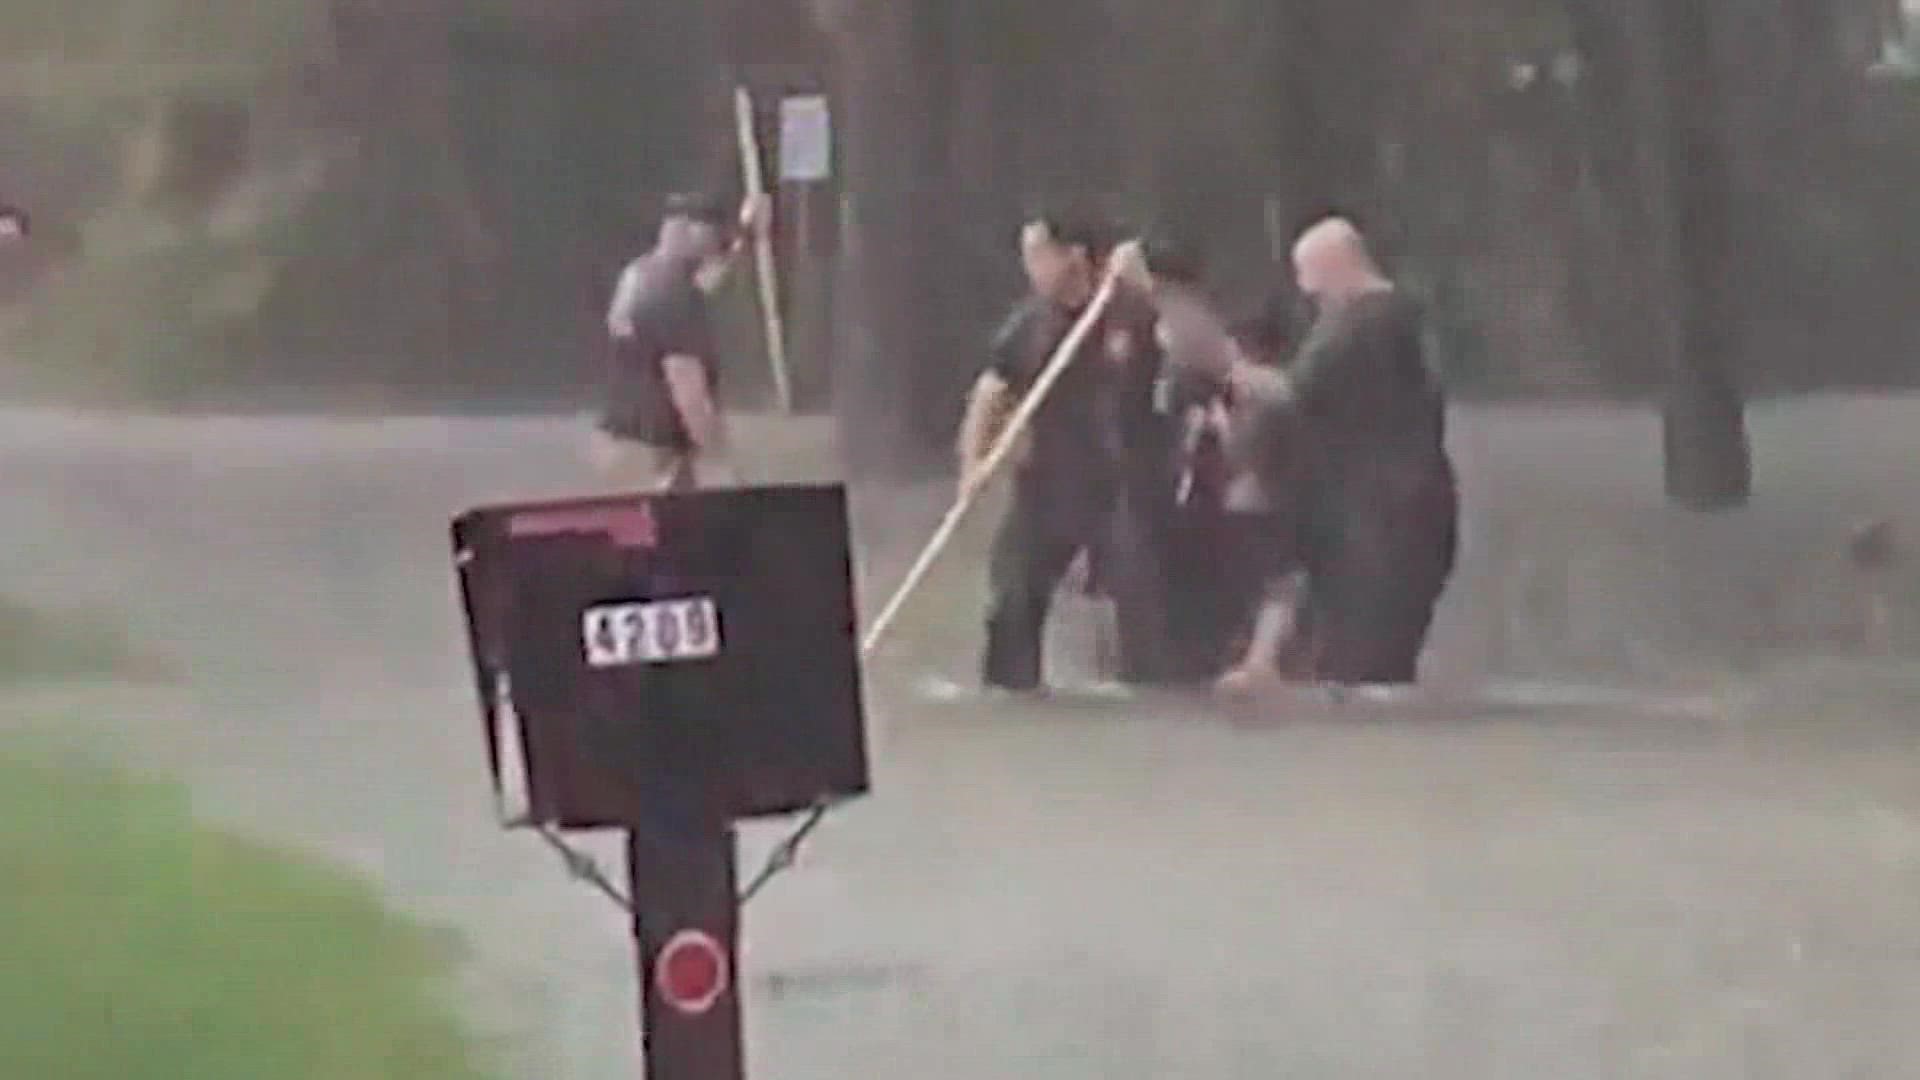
left=956, top=209, right=1177, bottom=694
left=593, top=191, right=768, bottom=492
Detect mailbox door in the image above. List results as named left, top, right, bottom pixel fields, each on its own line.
left=454, top=486, right=869, bottom=829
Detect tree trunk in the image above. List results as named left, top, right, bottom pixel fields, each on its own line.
left=1647, top=0, right=1753, bottom=509
left=810, top=0, right=948, bottom=478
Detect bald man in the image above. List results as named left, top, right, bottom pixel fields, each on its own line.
left=1280, top=217, right=1458, bottom=686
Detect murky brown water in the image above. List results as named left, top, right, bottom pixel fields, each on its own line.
left=4, top=399, right=1918, bottom=1079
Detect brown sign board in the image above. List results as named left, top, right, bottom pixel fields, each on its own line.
left=451, top=485, right=871, bottom=830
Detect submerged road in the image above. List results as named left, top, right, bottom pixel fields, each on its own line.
left=3, top=400, right=1919, bottom=1079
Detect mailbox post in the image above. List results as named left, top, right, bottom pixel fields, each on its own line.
left=629, top=819, right=744, bottom=1079
left=451, top=485, right=871, bottom=1080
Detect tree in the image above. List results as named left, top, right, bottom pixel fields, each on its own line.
left=808, top=0, right=968, bottom=477
left=1646, top=0, right=1753, bottom=509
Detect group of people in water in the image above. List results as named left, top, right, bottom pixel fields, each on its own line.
left=594, top=192, right=1459, bottom=700
left=957, top=210, right=1459, bottom=698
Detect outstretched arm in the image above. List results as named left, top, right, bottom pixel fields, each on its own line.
left=713, top=193, right=773, bottom=272
left=1282, top=313, right=1348, bottom=418
left=957, top=370, right=1015, bottom=492
left=957, top=304, right=1039, bottom=493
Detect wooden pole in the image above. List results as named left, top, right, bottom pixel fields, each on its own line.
left=627, top=818, right=743, bottom=1080
left=734, top=86, right=796, bottom=414
left=1263, top=194, right=1285, bottom=264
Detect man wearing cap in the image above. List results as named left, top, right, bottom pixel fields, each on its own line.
left=956, top=209, right=1177, bottom=694
left=593, top=192, right=766, bottom=492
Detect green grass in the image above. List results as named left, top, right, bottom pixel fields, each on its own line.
left=0, top=748, right=504, bottom=1080
left=0, top=595, right=144, bottom=682
left=0, top=0, right=318, bottom=102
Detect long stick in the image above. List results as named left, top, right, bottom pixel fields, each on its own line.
left=734, top=86, right=795, bottom=414
left=771, top=260, right=1120, bottom=906
left=860, top=263, right=1125, bottom=658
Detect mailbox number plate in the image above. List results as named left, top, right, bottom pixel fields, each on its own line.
left=582, top=596, right=722, bottom=668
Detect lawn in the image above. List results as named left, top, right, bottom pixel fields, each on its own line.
left=0, top=746, right=505, bottom=1079
left=0, top=579, right=504, bottom=1077
left=0, top=595, right=142, bottom=682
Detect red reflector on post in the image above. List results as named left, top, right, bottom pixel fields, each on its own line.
left=655, top=929, right=730, bottom=1016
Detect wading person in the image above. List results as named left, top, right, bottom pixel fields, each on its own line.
left=1282, top=217, right=1459, bottom=686
left=1082, top=228, right=1187, bottom=683
left=957, top=210, right=1174, bottom=694
left=1208, top=313, right=1317, bottom=691
left=1114, top=238, right=1313, bottom=692
left=594, top=191, right=765, bottom=492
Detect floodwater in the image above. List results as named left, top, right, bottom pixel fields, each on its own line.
left=3, top=398, right=1918, bottom=1079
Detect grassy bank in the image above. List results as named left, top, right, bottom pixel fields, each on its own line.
left=0, top=596, right=503, bottom=1079
left=0, top=595, right=141, bottom=682
left=0, top=745, right=504, bottom=1080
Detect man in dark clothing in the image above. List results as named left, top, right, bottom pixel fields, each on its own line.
left=1159, top=377, right=1238, bottom=680
left=1115, top=237, right=1313, bottom=690
left=957, top=212, right=1176, bottom=693
left=1118, top=238, right=1281, bottom=682
left=1281, top=217, right=1459, bottom=686
left=1122, top=220, right=1454, bottom=692
left=593, top=191, right=764, bottom=491
left=1194, top=314, right=1314, bottom=681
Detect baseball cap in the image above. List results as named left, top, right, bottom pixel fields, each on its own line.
left=661, top=192, right=737, bottom=241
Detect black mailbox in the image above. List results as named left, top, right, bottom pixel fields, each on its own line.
left=451, top=485, right=870, bottom=829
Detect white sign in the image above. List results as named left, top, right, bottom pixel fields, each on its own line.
left=582, top=596, right=722, bottom=668
left=778, top=95, right=832, bottom=183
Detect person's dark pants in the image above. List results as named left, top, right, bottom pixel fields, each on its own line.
left=1217, top=508, right=1305, bottom=668
left=981, top=486, right=1170, bottom=692
left=1301, top=465, right=1459, bottom=685
left=1161, top=502, right=1298, bottom=681
left=1161, top=502, right=1235, bottom=682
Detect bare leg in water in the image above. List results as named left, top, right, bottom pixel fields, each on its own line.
left=1214, top=572, right=1308, bottom=697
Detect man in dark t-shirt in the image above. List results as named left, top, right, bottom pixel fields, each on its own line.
left=1280, top=218, right=1458, bottom=686
left=955, top=212, right=1177, bottom=693
left=593, top=192, right=764, bottom=491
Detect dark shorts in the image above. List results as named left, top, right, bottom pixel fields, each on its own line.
left=1300, top=466, right=1459, bottom=685
left=1220, top=509, right=1297, bottom=598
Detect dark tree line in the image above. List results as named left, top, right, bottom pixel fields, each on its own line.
left=791, top=0, right=1913, bottom=502
left=7, top=0, right=1909, bottom=496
